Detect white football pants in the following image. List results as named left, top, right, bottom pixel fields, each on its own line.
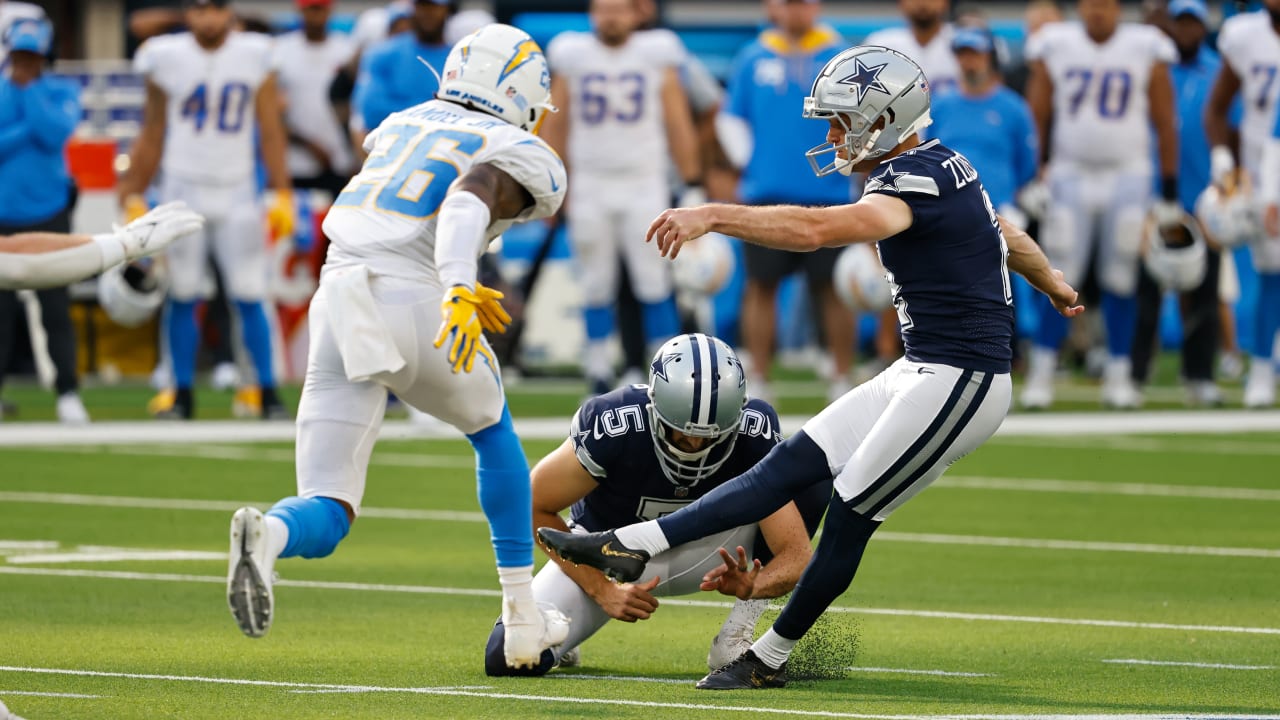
left=295, top=272, right=505, bottom=514
left=803, top=358, right=1012, bottom=522
left=567, top=172, right=673, bottom=306
left=1041, top=164, right=1151, bottom=297
left=158, top=174, right=268, bottom=302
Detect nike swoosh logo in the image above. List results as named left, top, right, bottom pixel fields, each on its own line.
left=917, top=367, right=934, bottom=375
left=593, top=420, right=605, bottom=441
left=600, top=541, right=645, bottom=561
left=547, top=170, right=561, bottom=192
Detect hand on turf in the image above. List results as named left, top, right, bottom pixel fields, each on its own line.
left=117, top=201, right=206, bottom=260
left=433, top=285, right=488, bottom=374
left=1047, top=269, right=1085, bottom=319
left=593, top=575, right=660, bottom=622
left=647, top=206, right=713, bottom=259
left=473, top=282, right=512, bottom=334
left=700, top=546, right=761, bottom=601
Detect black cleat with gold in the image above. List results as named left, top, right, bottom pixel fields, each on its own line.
left=535, top=528, right=650, bottom=583
left=696, top=649, right=788, bottom=690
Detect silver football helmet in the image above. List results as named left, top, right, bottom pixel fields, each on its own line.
left=803, top=45, right=933, bottom=177
left=647, top=333, right=748, bottom=486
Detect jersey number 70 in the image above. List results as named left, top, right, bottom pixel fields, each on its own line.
left=334, top=125, right=485, bottom=220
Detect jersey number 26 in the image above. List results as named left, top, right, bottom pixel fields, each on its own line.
left=334, top=125, right=485, bottom=220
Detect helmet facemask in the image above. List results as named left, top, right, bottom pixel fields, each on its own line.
left=647, top=402, right=739, bottom=486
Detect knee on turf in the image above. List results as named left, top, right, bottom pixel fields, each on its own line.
left=266, top=496, right=351, bottom=559
left=484, top=621, right=555, bottom=677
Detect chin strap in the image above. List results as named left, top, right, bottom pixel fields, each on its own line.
left=837, top=128, right=883, bottom=176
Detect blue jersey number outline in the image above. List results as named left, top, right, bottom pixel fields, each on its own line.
left=334, top=125, right=487, bottom=220
left=1251, top=64, right=1278, bottom=111
left=1064, top=68, right=1132, bottom=119
left=579, top=72, right=646, bottom=125
left=180, top=82, right=252, bottom=133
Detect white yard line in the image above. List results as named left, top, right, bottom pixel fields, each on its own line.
left=0, top=666, right=1274, bottom=720
left=847, top=667, right=993, bottom=678
left=3, top=491, right=1273, bottom=559
left=989, top=436, right=1280, bottom=455
left=2, top=566, right=1277, bottom=636
left=4, top=411, right=1280, bottom=447
left=1102, top=659, right=1276, bottom=670
left=940, top=476, right=1280, bottom=502
left=554, top=674, right=691, bottom=684
left=0, top=691, right=103, bottom=698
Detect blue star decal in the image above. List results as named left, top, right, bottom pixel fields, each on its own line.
left=835, top=58, right=891, bottom=104
left=651, top=352, right=680, bottom=383
left=872, top=164, right=908, bottom=193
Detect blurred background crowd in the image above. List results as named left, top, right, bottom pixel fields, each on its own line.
left=0, top=0, right=1276, bottom=422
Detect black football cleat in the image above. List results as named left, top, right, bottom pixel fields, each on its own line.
left=535, top=528, right=649, bottom=583
left=696, top=650, right=787, bottom=690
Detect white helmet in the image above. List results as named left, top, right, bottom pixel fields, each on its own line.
left=1143, top=212, right=1207, bottom=291
left=833, top=244, right=891, bottom=312
left=99, top=261, right=164, bottom=328
left=803, top=45, right=933, bottom=176
left=672, top=232, right=736, bottom=296
left=1195, top=171, right=1259, bottom=249
left=437, top=24, right=555, bottom=133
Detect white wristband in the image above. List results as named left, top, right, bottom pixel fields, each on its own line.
left=1210, top=146, right=1235, bottom=183
left=434, top=190, right=492, bottom=290
left=92, top=233, right=127, bottom=270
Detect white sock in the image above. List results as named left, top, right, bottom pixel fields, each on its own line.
left=264, top=515, right=289, bottom=560
left=750, top=627, right=798, bottom=669
left=498, top=565, right=535, bottom=607
left=721, top=598, right=768, bottom=634
left=614, top=520, right=670, bottom=557
left=1028, top=346, right=1057, bottom=381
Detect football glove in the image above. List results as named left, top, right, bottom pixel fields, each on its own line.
left=116, top=201, right=206, bottom=260
left=473, top=283, right=512, bottom=334
left=266, top=189, right=295, bottom=239
left=433, top=285, right=488, bottom=374
left=122, top=193, right=150, bottom=223
left=1016, top=179, right=1051, bottom=221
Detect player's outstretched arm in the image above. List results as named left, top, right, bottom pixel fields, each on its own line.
left=647, top=193, right=912, bottom=258
left=701, top=501, right=811, bottom=600
left=999, top=215, right=1083, bottom=318
left=531, top=439, right=661, bottom=622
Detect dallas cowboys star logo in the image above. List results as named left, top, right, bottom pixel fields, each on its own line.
left=651, top=352, right=680, bottom=383
left=871, top=164, right=908, bottom=193
left=836, top=58, right=890, bottom=104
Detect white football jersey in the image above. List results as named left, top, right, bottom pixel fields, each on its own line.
left=135, top=32, right=275, bottom=185
left=1217, top=10, right=1280, bottom=175
left=546, top=30, right=685, bottom=177
left=323, top=100, right=567, bottom=283
left=862, top=25, right=960, bottom=95
left=273, top=30, right=357, bottom=177
left=1027, top=22, right=1175, bottom=169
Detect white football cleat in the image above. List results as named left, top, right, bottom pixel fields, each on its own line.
left=1101, top=357, right=1142, bottom=410
left=211, top=362, right=241, bottom=392
left=56, top=392, right=90, bottom=425
left=556, top=645, right=581, bottom=668
left=707, top=598, right=767, bottom=670
left=1020, top=346, right=1057, bottom=410
left=502, top=599, right=570, bottom=669
left=1185, top=380, right=1223, bottom=408
left=227, top=507, right=276, bottom=638
left=1243, top=360, right=1275, bottom=409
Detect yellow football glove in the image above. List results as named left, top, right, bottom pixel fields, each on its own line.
left=267, top=189, right=295, bottom=239
left=474, top=282, right=512, bottom=334
left=433, top=286, right=487, bottom=374
left=122, top=193, right=149, bottom=223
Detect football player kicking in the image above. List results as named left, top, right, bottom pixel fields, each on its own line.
left=224, top=25, right=570, bottom=670
left=484, top=333, right=826, bottom=676
left=0, top=202, right=203, bottom=290
left=539, top=46, right=1083, bottom=689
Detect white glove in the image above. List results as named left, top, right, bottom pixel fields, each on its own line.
left=676, top=183, right=708, bottom=209
left=1210, top=146, right=1235, bottom=189
left=116, top=201, right=206, bottom=261
left=1016, top=179, right=1051, bottom=221
left=998, top=203, right=1029, bottom=231
left=1151, top=199, right=1183, bottom=228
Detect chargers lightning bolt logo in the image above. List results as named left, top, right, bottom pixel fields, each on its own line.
left=836, top=58, right=890, bottom=103
left=499, top=39, right=543, bottom=83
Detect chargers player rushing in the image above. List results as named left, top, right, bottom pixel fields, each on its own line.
left=1021, top=0, right=1179, bottom=409
left=118, top=0, right=294, bottom=420
left=224, top=25, right=570, bottom=670
left=1207, top=0, right=1280, bottom=407
left=485, top=334, right=825, bottom=676
left=541, top=0, right=701, bottom=393
left=539, top=45, right=1083, bottom=690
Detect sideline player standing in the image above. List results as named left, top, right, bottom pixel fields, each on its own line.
left=118, top=0, right=294, bottom=420
left=541, top=0, right=701, bottom=394
left=1021, top=0, right=1179, bottom=410
left=539, top=45, right=1083, bottom=690
left=485, top=334, right=823, bottom=675
left=1206, top=0, right=1280, bottom=407
left=224, top=25, right=571, bottom=670
left=863, top=0, right=960, bottom=96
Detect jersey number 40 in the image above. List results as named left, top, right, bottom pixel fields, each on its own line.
left=181, top=82, right=252, bottom=133
left=333, top=125, right=485, bottom=220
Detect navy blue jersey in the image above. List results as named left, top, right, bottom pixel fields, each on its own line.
left=568, top=385, right=782, bottom=531
left=864, top=139, right=1016, bottom=373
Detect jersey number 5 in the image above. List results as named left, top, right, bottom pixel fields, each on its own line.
left=181, top=82, right=252, bottom=133
left=333, top=125, right=485, bottom=220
